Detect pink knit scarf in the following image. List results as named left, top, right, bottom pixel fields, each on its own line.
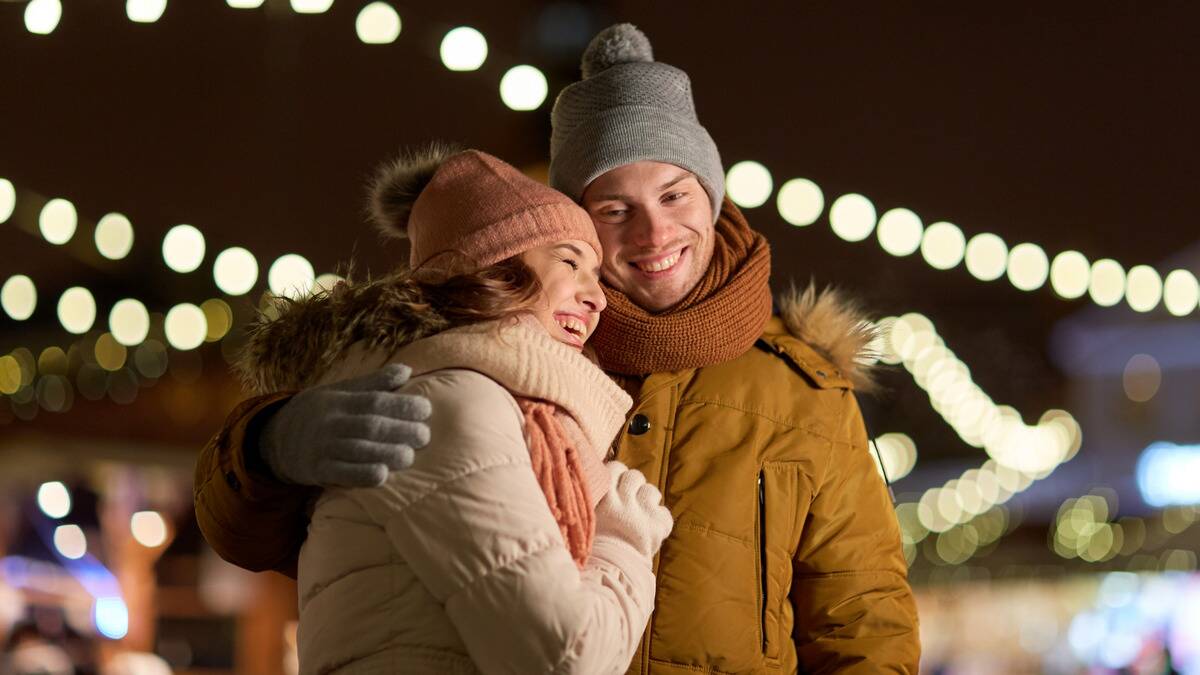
left=518, top=400, right=595, bottom=568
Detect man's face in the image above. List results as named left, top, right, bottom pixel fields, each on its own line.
left=581, top=161, right=715, bottom=312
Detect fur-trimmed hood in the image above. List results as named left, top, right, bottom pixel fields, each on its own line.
left=236, top=275, right=878, bottom=396
left=776, top=284, right=879, bottom=392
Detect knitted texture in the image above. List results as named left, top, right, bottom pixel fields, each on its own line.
left=520, top=400, right=594, bottom=568
left=549, top=24, right=724, bottom=220
left=372, top=149, right=601, bottom=276
left=590, top=199, right=773, bottom=375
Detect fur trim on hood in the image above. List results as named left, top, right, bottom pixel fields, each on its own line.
left=776, top=284, right=880, bottom=393
left=236, top=270, right=450, bottom=396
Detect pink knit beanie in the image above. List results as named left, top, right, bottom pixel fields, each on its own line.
left=369, top=145, right=601, bottom=277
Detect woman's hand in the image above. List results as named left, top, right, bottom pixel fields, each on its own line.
left=594, top=462, right=674, bottom=558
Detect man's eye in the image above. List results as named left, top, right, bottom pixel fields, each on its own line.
left=603, top=209, right=627, bottom=218
left=664, top=192, right=685, bottom=202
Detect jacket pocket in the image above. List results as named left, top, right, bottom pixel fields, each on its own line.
left=759, top=462, right=812, bottom=663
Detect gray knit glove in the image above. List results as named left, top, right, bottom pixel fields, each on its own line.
left=594, top=462, right=674, bottom=559
left=259, top=364, right=432, bottom=488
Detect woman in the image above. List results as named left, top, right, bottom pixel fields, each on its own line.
left=236, top=146, right=673, bottom=674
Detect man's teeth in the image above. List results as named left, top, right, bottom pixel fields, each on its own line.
left=556, top=316, right=586, bottom=338
left=635, top=252, right=681, bottom=273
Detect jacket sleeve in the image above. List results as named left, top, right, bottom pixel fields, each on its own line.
left=193, top=392, right=316, bottom=577
left=361, top=370, right=655, bottom=675
left=789, top=391, right=921, bottom=673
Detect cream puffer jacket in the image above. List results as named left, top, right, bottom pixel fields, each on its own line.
left=296, top=320, right=663, bottom=674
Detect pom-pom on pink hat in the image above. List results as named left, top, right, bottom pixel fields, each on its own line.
left=369, top=145, right=602, bottom=277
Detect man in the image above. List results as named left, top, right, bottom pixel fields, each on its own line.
left=195, top=23, right=920, bottom=673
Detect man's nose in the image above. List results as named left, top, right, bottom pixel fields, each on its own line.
left=629, top=208, right=675, bottom=249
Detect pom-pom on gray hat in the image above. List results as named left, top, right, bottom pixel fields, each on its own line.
left=549, top=23, right=724, bottom=222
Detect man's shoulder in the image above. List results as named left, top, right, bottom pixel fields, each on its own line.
left=757, top=285, right=878, bottom=393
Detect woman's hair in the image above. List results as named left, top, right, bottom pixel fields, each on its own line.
left=420, top=256, right=545, bottom=328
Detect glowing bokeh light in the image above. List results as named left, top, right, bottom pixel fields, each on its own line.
left=1088, top=259, right=1126, bottom=307
left=108, top=299, right=150, bottom=346
left=53, top=524, right=86, bottom=559
left=25, top=0, right=62, bottom=35
left=1006, top=242, right=1050, bottom=291
left=920, top=221, right=966, bottom=270
left=1162, top=269, right=1199, bottom=316
left=164, top=303, right=207, bottom=350
left=1, top=275, right=37, bottom=321
left=126, top=0, right=167, bottom=23
left=130, top=511, right=168, bottom=547
left=440, top=26, right=487, bottom=71
left=94, top=597, right=129, bottom=640
left=876, top=208, right=923, bottom=257
left=1124, top=265, right=1162, bottom=313
left=213, top=246, right=259, bottom=296
left=828, top=193, right=876, bottom=242
left=499, top=65, right=548, bottom=111
left=162, top=224, right=206, bottom=273
left=1122, top=353, right=1161, bottom=403
left=57, top=287, right=96, bottom=334
left=268, top=254, right=315, bottom=299
left=0, top=178, right=15, bottom=223
left=1050, top=250, right=1090, bottom=299
left=964, top=233, right=1008, bottom=282
left=37, top=482, right=71, bottom=519
left=355, top=2, right=400, bottom=44
left=1137, top=442, right=1200, bottom=508
left=726, top=161, right=773, bottom=209
left=290, top=0, right=333, bottom=12
left=94, top=213, right=134, bottom=260
left=39, top=198, right=77, bottom=245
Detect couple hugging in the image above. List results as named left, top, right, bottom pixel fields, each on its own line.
left=194, top=24, right=920, bottom=675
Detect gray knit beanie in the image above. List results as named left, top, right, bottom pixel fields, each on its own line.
left=549, top=23, right=724, bottom=222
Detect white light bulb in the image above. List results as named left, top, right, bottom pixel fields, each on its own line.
left=499, top=66, right=548, bottom=111
left=440, top=27, right=488, bottom=71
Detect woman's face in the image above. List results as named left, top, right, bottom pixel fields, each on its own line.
left=520, top=239, right=606, bottom=350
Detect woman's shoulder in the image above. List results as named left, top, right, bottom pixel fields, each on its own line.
left=404, top=368, right=523, bottom=425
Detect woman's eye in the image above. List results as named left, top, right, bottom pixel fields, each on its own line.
left=562, top=258, right=579, bottom=271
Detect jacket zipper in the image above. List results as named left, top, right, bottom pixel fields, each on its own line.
left=758, top=471, right=768, bottom=652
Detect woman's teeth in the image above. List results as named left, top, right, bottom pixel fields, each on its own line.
left=635, top=251, right=681, bottom=273
left=556, top=315, right=586, bottom=338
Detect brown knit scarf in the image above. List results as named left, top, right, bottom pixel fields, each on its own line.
left=518, top=400, right=595, bottom=568
left=590, top=199, right=774, bottom=375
